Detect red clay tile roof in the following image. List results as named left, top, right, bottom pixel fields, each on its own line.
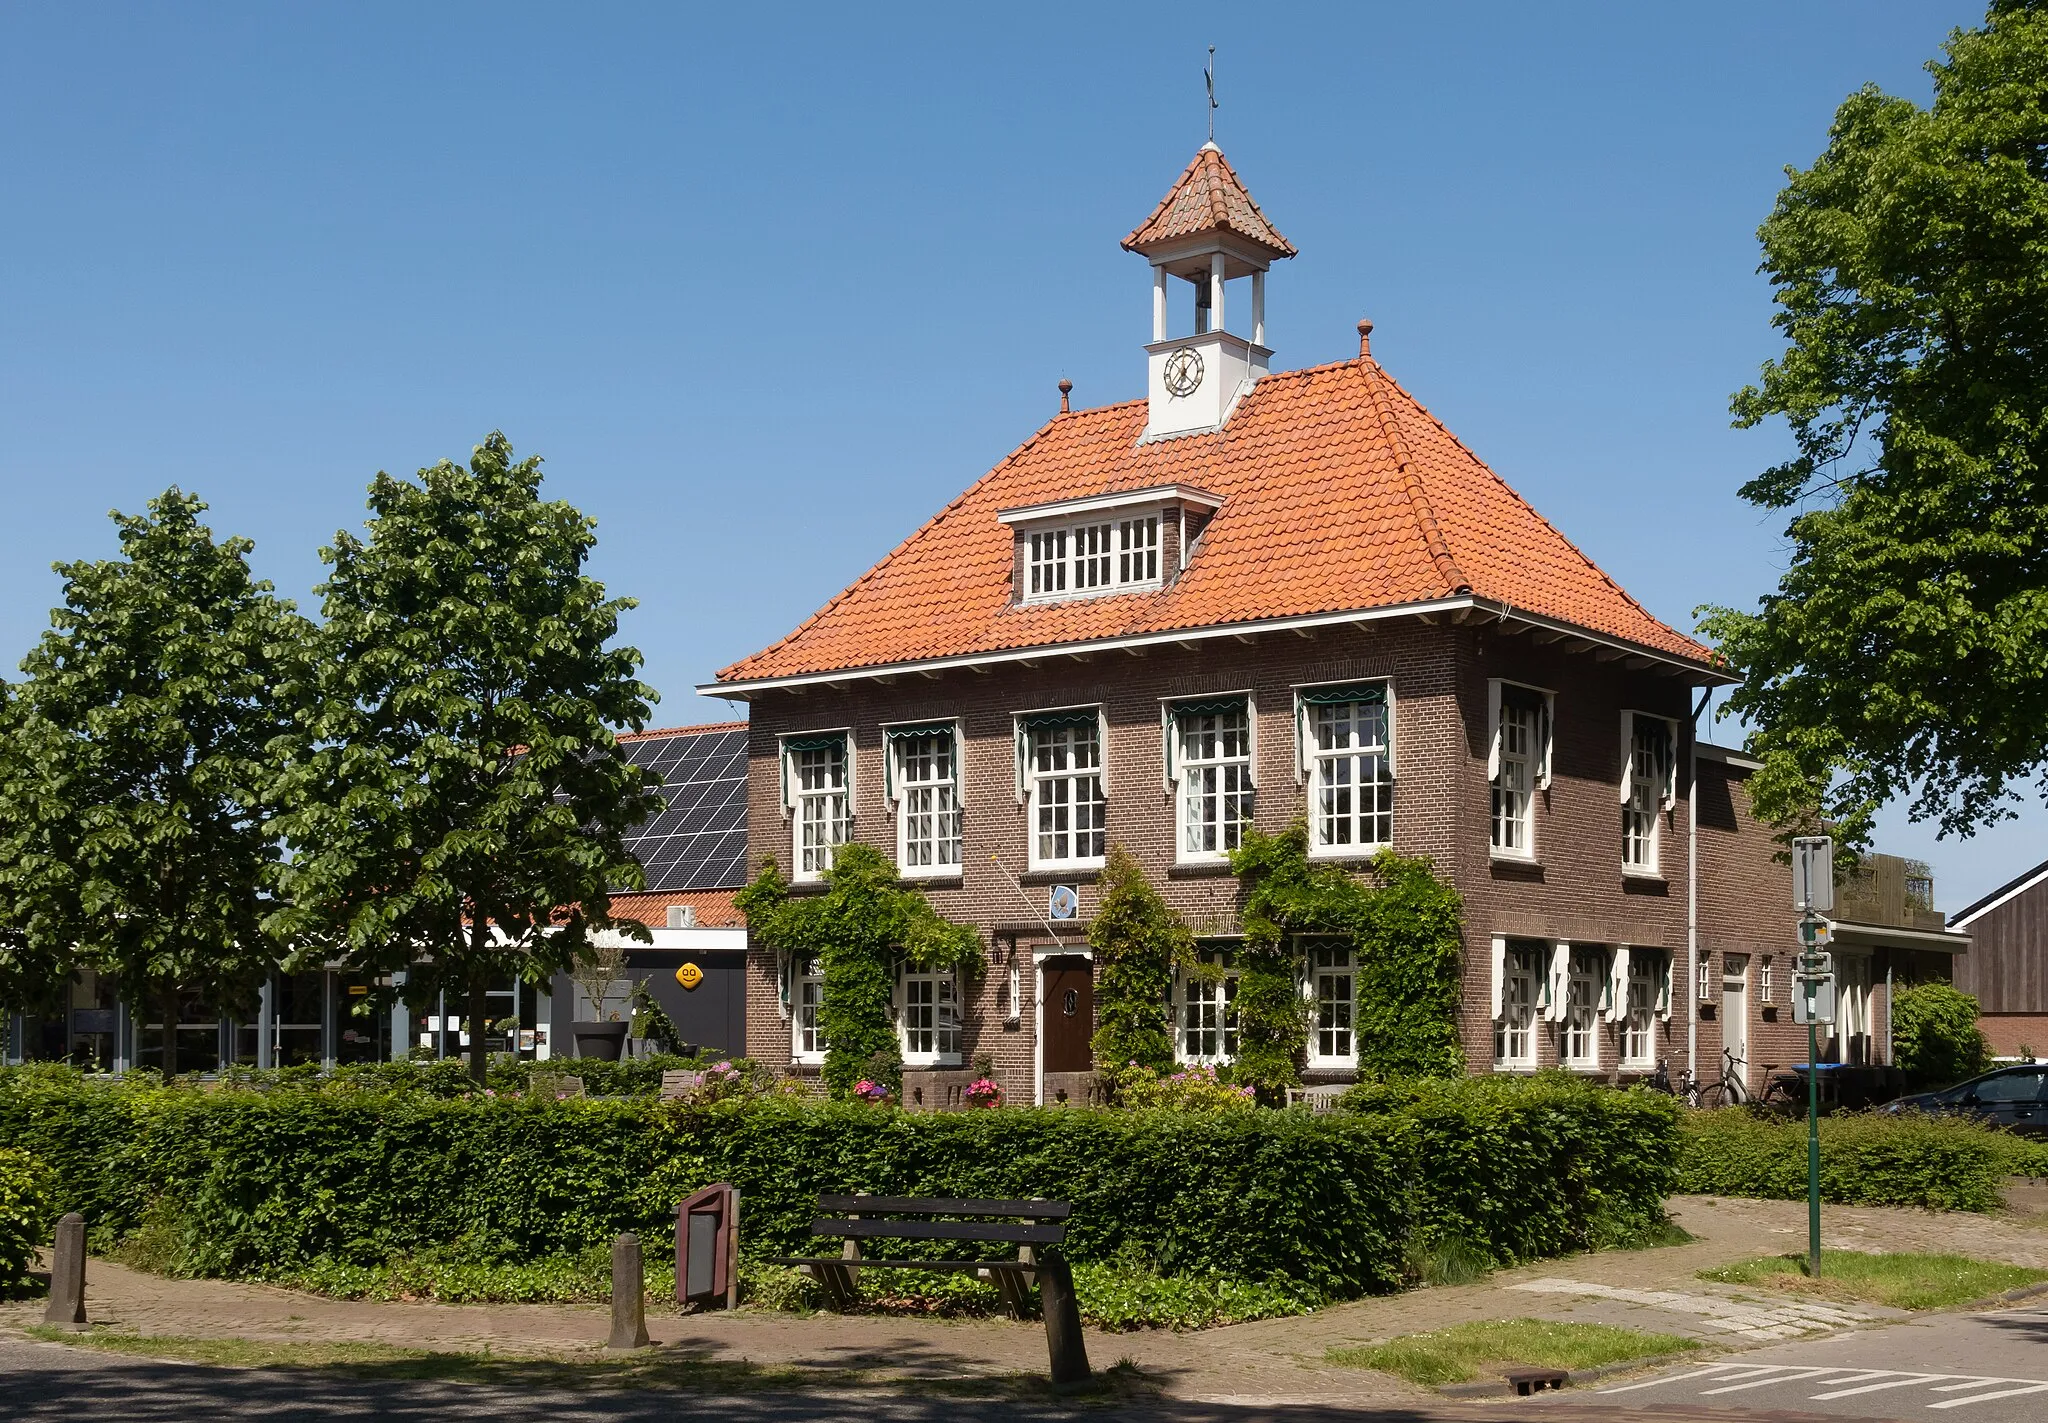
left=717, top=352, right=1714, bottom=683
left=607, top=889, right=745, bottom=931
left=1123, top=144, right=1296, bottom=259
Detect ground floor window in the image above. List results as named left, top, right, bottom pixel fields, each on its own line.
left=1176, top=951, right=1240, bottom=1063
left=1623, top=951, right=1665, bottom=1068
left=900, top=968, right=961, bottom=1065
left=1562, top=945, right=1603, bottom=1069
left=792, top=957, right=824, bottom=1064
left=1494, top=941, right=1540, bottom=1068
left=1306, top=940, right=1355, bottom=1067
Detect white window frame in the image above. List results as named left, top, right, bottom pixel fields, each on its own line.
left=1164, top=695, right=1257, bottom=864
left=1019, top=708, right=1107, bottom=870
left=898, top=964, right=962, bottom=1067
left=781, top=731, right=852, bottom=883
left=1759, top=955, right=1775, bottom=1005
left=1305, top=939, right=1356, bottom=1068
left=1174, top=951, right=1240, bottom=1064
left=1021, top=515, right=1164, bottom=604
left=1492, top=937, right=1540, bottom=1069
left=1622, top=949, right=1663, bottom=1068
left=887, top=722, right=962, bottom=878
left=1620, top=711, right=1678, bottom=877
left=791, top=956, right=825, bottom=1065
left=1298, top=682, right=1394, bottom=857
left=1487, top=681, right=1551, bottom=860
left=1561, top=944, right=1604, bottom=1069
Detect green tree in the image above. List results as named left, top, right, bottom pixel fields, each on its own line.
left=1892, top=982, right=1992, bottom=1087
left=1088, top=844, right=1194, bottom=1075
left=735, top=842, right=981, bottom=1099
left=0, top=683, right=73, bottom=1023
left=1701, top=2, right=2048, bottom=847
left=268, top=433, right=661, bottom=1083
left=0, top=492, right=308, bottom=1069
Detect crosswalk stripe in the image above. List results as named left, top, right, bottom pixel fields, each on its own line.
left=1927, top=1382, right=2048, bottom=1409
left=1699, top=1368, right=1861, bottom=1396
left=1596, top=1364, right=1747, bottom=1394
left=1810, top=1374, right=1953, bottom=1399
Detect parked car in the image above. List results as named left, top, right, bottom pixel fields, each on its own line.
left=1882, top=1063, right=2048, bottom=1135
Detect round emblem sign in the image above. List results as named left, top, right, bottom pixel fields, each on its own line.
left=1162, top=347, right=1204, bottom=397
left=675, top=962, right=704, bottom=991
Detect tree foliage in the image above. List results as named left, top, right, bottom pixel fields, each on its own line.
left=1891, top=981, right=1993, bottom=1087
left=0, top=492, right=308, bottom=1066
left=268, top=434, right=660, bottom=1081
left=735, top=843, right=982, bottom=1099
left=1701, top=2, right=2048, bottom=846
left=1089, top=845, right=1195, bottom=1075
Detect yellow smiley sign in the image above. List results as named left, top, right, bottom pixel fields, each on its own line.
left=675, top=962, right=704, bottom=991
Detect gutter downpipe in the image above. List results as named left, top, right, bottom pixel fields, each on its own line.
left=1688, top=686, right=1711, bottom=1083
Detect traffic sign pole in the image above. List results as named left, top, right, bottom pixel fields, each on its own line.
left=1792, top=835, right=1833, bottom=1281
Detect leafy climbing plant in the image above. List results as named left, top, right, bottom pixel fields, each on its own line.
left=735, top=843, right=982, bottom=1099
left=1089, top=845, right=1195, bottom=1075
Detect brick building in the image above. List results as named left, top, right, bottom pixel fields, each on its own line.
left=697, top=143, right=1963, bottom=1103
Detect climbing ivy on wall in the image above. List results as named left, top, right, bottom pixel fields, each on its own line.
left=1088, top=844, right=1195, bottom=1075
left=735, top=843, right=982, bottom=1099
left=1230, top=823, right=1465, bottom=1096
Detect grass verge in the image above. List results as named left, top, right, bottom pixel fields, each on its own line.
left=1699, top=1250, right=2048, bottom=1310
left=1326, top=1318, right=1697, bottom=1387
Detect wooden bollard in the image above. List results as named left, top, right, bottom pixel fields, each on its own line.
left=43, top=1211, right=87, bottom=1329
left=606, top=1232, right=651, bottom=1350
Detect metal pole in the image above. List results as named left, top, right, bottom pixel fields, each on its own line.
left=1802, top=915, right=1822, bottom=1278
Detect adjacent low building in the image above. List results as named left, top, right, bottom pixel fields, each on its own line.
left=1950, top=858, right=2048, bottom=1058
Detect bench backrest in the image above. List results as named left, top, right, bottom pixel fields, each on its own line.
left=810, top=1195, right=1070, bottom=1248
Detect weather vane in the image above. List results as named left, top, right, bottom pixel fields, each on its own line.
left=1205, top=45, right=1218, bottom=142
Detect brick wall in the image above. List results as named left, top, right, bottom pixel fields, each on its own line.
left=732, top=615, right=1792, bottom=1099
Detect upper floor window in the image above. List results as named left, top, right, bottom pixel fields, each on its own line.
left=782, top=732, right=850, bottom=882
left=1175, top=950, right=1240, bottom=1063
left=887, top=723, right=961, bottom=876
left=1306, top=940, right=1355, bottom=1068
left=1299, top=684, right=1393, bottom=854
left=1621, top=712, right=1677, bottom=875
left=1118, top=516, right=1159, bottom=584
left=1168, top=697, right=1253, bottom=861
left=1025, top=519, right=1158, bottom=602
left=899, top=966, right=961, bottom=1065
left=1488, top=682, right=1551, bottom=859
left=1492, top=938, right=1542, bottom=1069
left=1018, top=710, right=1106, bottom=868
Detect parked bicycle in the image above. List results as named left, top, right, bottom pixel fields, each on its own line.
left=1677, top=1050, right=1748, bottom=1108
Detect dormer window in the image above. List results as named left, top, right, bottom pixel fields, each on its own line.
left=1001, top=485, right=1218, bottom=607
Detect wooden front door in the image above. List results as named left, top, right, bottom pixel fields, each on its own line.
left=1040, top=956, right=1094, bottom=1073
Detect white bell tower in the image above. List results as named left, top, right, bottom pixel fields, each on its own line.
left=1122, top=143, right=1296, bottom=441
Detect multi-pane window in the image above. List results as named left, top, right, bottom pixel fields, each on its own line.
left=1022, top=518, right=1165, bottom=602
left=1178, top=954, right=1240, bottom=1062
left=1309, top=694, right=1392, bottom=852
left=792, top=957, right=824, bottom=1062
left=1563, top=945, right=1603, bottom=1068
left=1178, top=705, right=1253, bottom=858
left=1308, top=942, right=1355, bottom=1065
left=1623, top=718, right=1671, bottom=874
left=1491, top=695, right=1539, bottom=856
left=901, top=969, right=961, bottom=1064
left=1028, top=717, right=1106, bottom=866
left=1118, top=517, right=1158, bottom=584
left=1493, top=941, right=1539, bottom=1068
left=790, top=738, right=849, bottom=880
left=1623, top=951, right=1662, bottom=1067
left=894, top=729, right=961, bottom=874
left=1759, top=955, right=1775, bottom=1005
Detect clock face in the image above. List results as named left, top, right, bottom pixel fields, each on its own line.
left=1162, top=347, right=1205, bottom=397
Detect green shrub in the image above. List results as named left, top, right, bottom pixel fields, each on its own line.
left=0, top=1146, right=57, bottom=1293
left=1678, top=1107, right=2006, bottom=1210
left=0, top=1067, right=1681, bottom=1306
left=1892, top=984, right=1992, bottom=1088
left=1102, top=1061, right=1255, bottom=1112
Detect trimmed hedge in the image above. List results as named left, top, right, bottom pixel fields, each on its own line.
left=0, top=1067, right=1676, bottom=1301
left=1677, top=1108, right=2013, bottom=1211
left=0, top=1146, right=56, bottom=1293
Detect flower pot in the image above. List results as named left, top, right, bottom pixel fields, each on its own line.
left=571, top=1021, right=629, bottom=1061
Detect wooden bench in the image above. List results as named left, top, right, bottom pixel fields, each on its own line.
left=772, top=1195, right=1089, bottom=1385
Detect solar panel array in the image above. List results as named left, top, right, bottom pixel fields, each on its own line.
left=617, top=725, right=749, bottom=892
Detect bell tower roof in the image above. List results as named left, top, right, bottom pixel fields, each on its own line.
left=1122, top=143, right=1296, bottom=261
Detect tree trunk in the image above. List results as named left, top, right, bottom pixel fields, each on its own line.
left=160, top=983, right=180, bottom=1077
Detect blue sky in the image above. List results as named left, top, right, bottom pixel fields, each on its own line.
left=1, top=2, right=2032, bottom=910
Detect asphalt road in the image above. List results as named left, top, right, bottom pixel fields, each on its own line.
left=1566, top=1300, right=2048, bottom=1423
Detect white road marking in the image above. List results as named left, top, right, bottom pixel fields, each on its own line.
left=1927, top=1382, right=2048, bottom=1409
left=1595, top=1364, right=1745, bottom=1394
left=1928, top=1379, right=2030, bottom=1391
left=1698, top=1368, right=1862, bottom=1396
left=1810, top=1373, right=1954, bottom=1399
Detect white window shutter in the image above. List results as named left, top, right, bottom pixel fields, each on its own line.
left=1385, top=680, right=1399, bottom=778
left=776, top=953, right=792, bottom=1020
left=1659, top=717, right=1679, bottom=810
left=1293, top=691, right=1310, bottom=784
left=1097, top=707, right=1111, bottom=795
left=777, top=738, right=795, bottom=818
left=1486, top=679, right=1503, bottom=781
left=1537, top=690, right=1555, bottom=790
left=1606, top=945, right=1630, bottom=1022
left=1658, top=951, right=1675, bottom=1020
left=1618, top=710, right=1635, bottom=805
left=884, top=735, right=900, bottom=808
left=1160, top=704, right=1176, bottom=794
left=1245, top=692, right=1258, bottom=789
left=1490, top=935, right=1507, bottom=1019
left=1547, top=940, right=1571, bottom=1022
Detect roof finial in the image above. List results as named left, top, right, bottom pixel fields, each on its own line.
left=1357, top=317, right=1375, bottom=359
left=1204, top=46, right=1218, bottom=147
left=1058, top=378, right=1073, bottom=414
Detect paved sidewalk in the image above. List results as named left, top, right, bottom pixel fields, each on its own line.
left=5, top=1194, right=2045, bottom=1407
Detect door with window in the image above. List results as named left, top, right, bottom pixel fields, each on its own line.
left=1721, top=953, right=1749, bottom=1099
left=1040, top=956, right=1094, bottom=1073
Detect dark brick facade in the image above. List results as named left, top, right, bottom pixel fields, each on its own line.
left=730, top=616, right=1812, bottom=1102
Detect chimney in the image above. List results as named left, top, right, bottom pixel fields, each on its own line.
left=665, top=904, right=697, bottom=929
left=1356, top=318, right=1374, bottom=360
